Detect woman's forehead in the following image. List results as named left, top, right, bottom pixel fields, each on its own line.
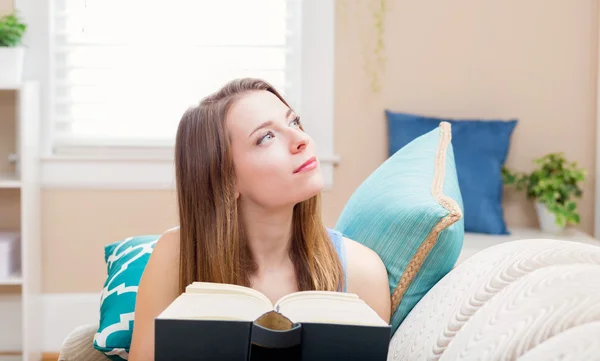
left=227, top=91, right=290, bottom=132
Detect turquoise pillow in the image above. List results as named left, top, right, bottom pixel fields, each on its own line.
left=335, top=121, right=464, bottom=334
left=94, top=235, right=160, bottom=361
left=385, top=110, right=517, bottom=235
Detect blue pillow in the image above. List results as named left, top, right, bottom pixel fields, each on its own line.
left=385, top=110, right=517, bottom=235
left=335, top=122, right=464, bottom=333
left=94, top=235, right=160, bottom=361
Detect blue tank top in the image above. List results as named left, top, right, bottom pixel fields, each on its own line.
left=326, top=228, right=348, bottom=292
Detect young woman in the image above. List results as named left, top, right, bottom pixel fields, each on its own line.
left=129, top=78, right=390, bottom=360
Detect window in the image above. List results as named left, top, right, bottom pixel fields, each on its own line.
left=38, top=0, right=336, bottom=188
left=51, top=0, right=301, bottom=149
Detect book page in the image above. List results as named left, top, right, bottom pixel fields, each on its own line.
left=185, top=282, right=273, bottom=308
left=157, top=293, right=273, bottom=321
left=276, top=292, right=388, bottom=327
left=274, top=290, right=360, bottom=309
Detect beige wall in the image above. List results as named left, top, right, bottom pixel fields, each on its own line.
left=333, top=0, right=598, bottom=233
left=42, top=190, right=178, bottom=292
left=0, top=91, right=16, bottom=176
left=0, top=0, right=12, bottom=15
left=24, top=0, right=600, bottom=292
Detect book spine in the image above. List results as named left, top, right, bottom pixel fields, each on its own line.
left=250, top=321, right=302, bottom=348
left=248, top=317, right=303, bottom=361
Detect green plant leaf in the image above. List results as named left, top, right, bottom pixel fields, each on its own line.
left=0, top=12, right=27, bottom=47
left=502, top=167, right=516, bottom=185
left=506, top=152, right=586, bottom=224
left=555, top=213, right=567, bottom=228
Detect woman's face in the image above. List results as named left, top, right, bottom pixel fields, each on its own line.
left=226, top=90, right=324, bottom=208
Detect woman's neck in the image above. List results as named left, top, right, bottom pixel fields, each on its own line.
left=238, top=199, right=295, bottom=272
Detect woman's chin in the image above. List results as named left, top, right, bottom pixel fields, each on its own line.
left=259, top=174, right=325, bottom=207
left=297, top=174, right=325, bottom=199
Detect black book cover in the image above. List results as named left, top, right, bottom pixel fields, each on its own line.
left=155, top=311, right=391, bottom=361
left=155, top=319, right=252, bottom=361
left=300, top=322, right=392, bottom=361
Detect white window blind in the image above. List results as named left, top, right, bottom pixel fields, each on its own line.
left=51, top=0, right=301, bottom=150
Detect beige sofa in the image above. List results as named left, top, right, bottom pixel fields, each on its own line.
left=58, top=236, right=600, bottom=361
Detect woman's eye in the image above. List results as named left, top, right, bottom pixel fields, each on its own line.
left=257, top=131, right=275, bottom=145
left=290, top=117, right=301, bottom=128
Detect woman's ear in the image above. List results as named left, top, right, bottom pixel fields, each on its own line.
left=235, top=190, right=240, bottom=200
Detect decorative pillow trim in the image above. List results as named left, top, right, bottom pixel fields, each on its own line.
left=391, top=121, right=463, bottom=313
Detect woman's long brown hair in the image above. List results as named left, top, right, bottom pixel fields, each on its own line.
left=175, top=78, right=344, bottom=294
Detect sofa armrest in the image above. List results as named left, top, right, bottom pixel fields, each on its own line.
left=58, top=324, right=108, bottom=361
left=387, top=238, right=600, bottom=361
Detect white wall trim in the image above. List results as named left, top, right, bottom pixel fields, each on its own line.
left=298, top=0, right=337, bottom=165
left=41, top=293, right=100, bottom=353
left=0, top=293, right=100, bottom=353
left=595, top=3, right=600, bottom=239
left=41, top=155, right=340, bottom=190
left=0, top=294, right=22, bottom=352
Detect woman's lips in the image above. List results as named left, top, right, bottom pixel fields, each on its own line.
left=293, top=156, right=317, bottom=174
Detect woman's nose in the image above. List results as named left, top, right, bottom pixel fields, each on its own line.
left=290, top=131, right=309, bottom=153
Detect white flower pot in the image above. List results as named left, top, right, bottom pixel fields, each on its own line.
left=0, top=47, right=25, bottom=84
left=535, top=201, right=565, bottom=234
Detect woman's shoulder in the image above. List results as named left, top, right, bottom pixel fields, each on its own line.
left=341, top=236, right=391, bottom=322
left=163, top=225, right=180, bottom=237
left=160, top=226, right=180, bottom=241
left=136, top=226, right=181, bottom=295
left=342, top=236, right=386, bottom=273
left=151, top=226, right=181, bottom=262
left=129, top=227, right=181, bottom=360
left=325, top=229, right=384, bottom=271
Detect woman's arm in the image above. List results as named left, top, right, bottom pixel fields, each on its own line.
left=129, top=228, right=181, bottom=361
left=344, top=237, right=391, bottom=324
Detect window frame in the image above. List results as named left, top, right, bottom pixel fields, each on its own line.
left=18, top=0, right=339, bottom=189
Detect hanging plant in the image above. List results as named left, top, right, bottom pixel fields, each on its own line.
left=338, top=0, right=390, bottom=93
left=369, top=0, right=387, bottom=93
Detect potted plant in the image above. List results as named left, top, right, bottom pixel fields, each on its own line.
left=0, top=11, right=27, bottom=84
left=502, top=153, right=586, bottom=233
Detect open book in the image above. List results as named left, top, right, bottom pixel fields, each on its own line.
left=156, top=281, right=388, bottom=327
left=155, top=282, right=392, bottom=360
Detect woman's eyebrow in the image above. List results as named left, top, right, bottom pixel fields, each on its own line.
left=248, top=109, right=295, bottom=138
left=249, top=120, right=274, bottom=138
left=285, top=108, right=294, bottom=119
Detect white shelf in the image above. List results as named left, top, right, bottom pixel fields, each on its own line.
left=0, top=174, right=21, bottom=189
left=0, top=273, right=22, bottom=286
left=0, top=81, right=42, bottom=361
left=0, top=350, right=23, bottom=357
left=0, top=83, right=23, bottom=91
